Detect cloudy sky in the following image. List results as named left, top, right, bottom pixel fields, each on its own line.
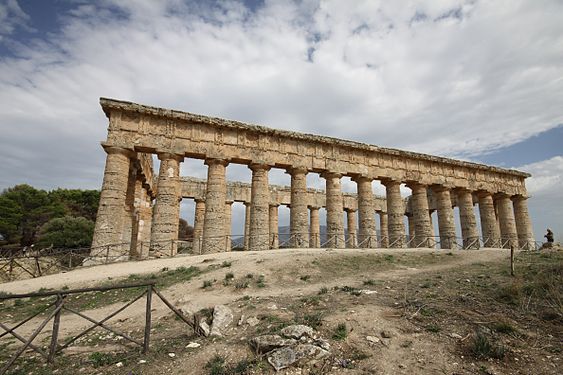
left=0, top=0, right=562, bottom=242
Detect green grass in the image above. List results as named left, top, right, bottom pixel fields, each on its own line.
left=332, top=323, right=348, bottom=340
left=471, top=332, right=505, bottom=359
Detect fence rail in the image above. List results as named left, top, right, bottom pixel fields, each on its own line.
left=0, top=282, right=200, bottom=374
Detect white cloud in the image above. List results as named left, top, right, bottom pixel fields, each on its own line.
left=0, top=0, right=30, bottom=39
left=0, top=0, right=562, bottom=200
left=517, top=156, right=563, bottom=242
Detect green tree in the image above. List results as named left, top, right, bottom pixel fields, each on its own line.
left=37, top=216, right=94, bottom=248
left=48, top=189, right=100, bottom=221
left=0, top=185, right=54, bottom=245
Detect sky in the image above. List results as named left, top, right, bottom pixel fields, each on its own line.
left=0, top=0, right=562, bottom=243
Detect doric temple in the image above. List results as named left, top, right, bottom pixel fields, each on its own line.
left=89, top=98, right=534, bottom=262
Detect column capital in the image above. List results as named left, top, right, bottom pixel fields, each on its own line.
left=225, top=200, right=234, bottom=205
left=380, top=178, right=401, bottom=187
left=249, top=163, right=271, bottom=172
left=286, top=166, right=308, bottom=176
left=102, top=144, right=136, bottom=158
left=157, top=152, right=184, bottom=162
left=493, top=192, right=510, bottom=200
left=511, top=194, right=529, bottom=202
left=351, top=174, right=373, bottom=183
left=205, top=158, right=229, bottom=167
left=344, top=207, right=357, bottom=213
left=475, top=190, right=494, bottom=198
left=430, top=184, right=451, bottom=193
left=194, top=198, right=205, bottom=203
left=453, top=187, right=472, bottom=194
left=243, top=201, right=251, bottom=207
left=308, top=205, right=320, bottom=210
left=269, top=203, right=280, bottom=208
left=405, top=181, right=427, bottom=190
left=321, top=171, right=342, bottom=179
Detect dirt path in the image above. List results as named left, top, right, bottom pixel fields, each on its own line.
left=0, top=248, right=510, bottom=343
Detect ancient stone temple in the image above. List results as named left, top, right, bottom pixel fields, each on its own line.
left=90, top=98, right=534, bottom=261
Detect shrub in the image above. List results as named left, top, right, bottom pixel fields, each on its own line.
left=332, top=323, right=347, bottom=340
left=37, top=216, right=94, bottom=248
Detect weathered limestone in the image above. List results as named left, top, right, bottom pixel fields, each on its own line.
left=512, top=195, right=534, bottom=249
left=428, top=210, right=436, bottom=247
left=457, top=189, right=480, bottom=249
left=433, top=186, right=457, bottom=249
left=309, top=206, right=320, bottom=248
left=378, top=211, right=389, bottom=248
left=192, top=199, right=205, bottom=253
left=202, top=159, right=228, bottom=253
left=478, top=192, right=501, bottom=247
left=408, top=183, right=432, bottom=248
left=354, top=177, right=376, bottom=248
left=323, top=172, right=345, bottom=248
left=346, top=208, right=357, bottom=248
left=91, top=98, right=535, bottom=258
left=269, top=204, right=279, bottom=249
left=288, top=167, right=309, bottom=248
left=150, top=153, right=183, bottom=256
left=244, top=202, right=251, bottom=250
left=382, top=180, right=405, bottom=248
left=495, top=193, right=518, bottom=249
left=225, top=201, right=233, bottom=252
left=249, top=163, right=270, bottom=251
left=91, top=146, right=135, bottom=259
left=407, top=214, right=415, bottom=243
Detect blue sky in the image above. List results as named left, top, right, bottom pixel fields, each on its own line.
left=0, top=0, right=562, bottom=242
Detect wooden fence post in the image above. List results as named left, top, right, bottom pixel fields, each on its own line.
left=510, top=246, right=515, bottom=277
left=143, top=285, right=153, bottom=353
left=48, top=295, right=64, bottom=362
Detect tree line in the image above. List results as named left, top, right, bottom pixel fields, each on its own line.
left=0, top=184, right=194, bottom=250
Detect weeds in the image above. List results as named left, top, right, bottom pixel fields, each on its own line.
left=202, top=280, right=214, bottom=289
left=318, top=286, right=329, bottom=295
left=332, top=323, right=348, bottom=340
left=300, top=275, right=311, bottom=281
left=256, top=275, right=266, bottom=288
left=493, top=322, right=516, bottom=334
left=471, top=331, right=505, bottom=359
left=221, top=261, right=232, bottom=268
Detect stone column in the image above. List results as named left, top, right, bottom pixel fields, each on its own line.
left=354, top=177, right=376, bottom=248
left=378, top=211, right=389, bottom=248
left=91, top=146, right=135, bottom=261
left=382, top=179, right=405, bottom=248
left=323, top=172, right=345, bottom=248
left=309, top=206, right=321, bottom=248
left=269, top=204, right=279, bottom=249
left=249, top=163, right=270, bottom=251
left=433, top=186, right=457, bottom=249
left=224, top=201, right=233, bottom=252
left=346, top=208, right=357, bottom=248
left=495, top=193, right=518, bottom=249
left=407, top=214, right=415, bottom=245
left=122, top=162, right=138, bottom=257
left=150, top=153, right=183, bottom=256
left=512, top=195, right=535, bottom=249
left=202, top=158, right=228, bottom=253
left=478, top=192, right=501, bottom=247
left=408, top=183, right=432, bottom=248
left=457, top=189, right=480, bottom=249
left=244, top=202, right=251, bottom=250
left=428, top=210, right=436, bottom=248
left=192, top=199, right=205, bottom=254
left=129, top=179, right=144, bottom=259
left=288, top=167, right=309, bottom=248
left=138, top=188, right=153, bottom=258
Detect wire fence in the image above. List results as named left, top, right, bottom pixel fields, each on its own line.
left=0, top=233, right=545, bottom=282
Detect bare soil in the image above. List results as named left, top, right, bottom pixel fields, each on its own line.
left=0, top=247, right=561, bottom=375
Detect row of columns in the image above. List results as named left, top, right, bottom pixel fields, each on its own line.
left=92, top=148, right=535, bottom=260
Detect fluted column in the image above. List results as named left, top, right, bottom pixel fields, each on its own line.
left=428, top=210, right=436, bottom=248
left=407, top=214, right=415, bottom=244
left=244, top=202, right=251, bottom=250
left=512, top=195, right=534, bottom=249
left=433, top=186, right=457, bottom=249
left=249, top=163, right=270, bottom=251
left=91, top=146, right=135, bottom=261
left=354, top=176, right=376, bottom=248
left=224, top=201, right=233, bottom=252
left=457, top=189, right=480, bottom=249
left=378, top=211, right=389, bottom=248
left=478, top=192, right=501, bottom=247
left=122, top=163, right=138, bottom=256
left=269, top=204, right=279, bottom=249
left=408, top=183, right=433, bottom=248
left=288, top=167, right=309, bottom=248
left=192, top=199, right=205, bottom=254
left=309, top=206, right=321, bottom=248
left=495, top=193, right=518, bottom=249
left=129, top=179, right=144, bottom=259
left=382, top=179, right=405, bottom=248
left=202, top=158, right=228, bottom=253
left=150, top=153, right=183, bottom=256
left=323, top=172, right=345, bottom=248
left=346, top=208, right=357, bottom=248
